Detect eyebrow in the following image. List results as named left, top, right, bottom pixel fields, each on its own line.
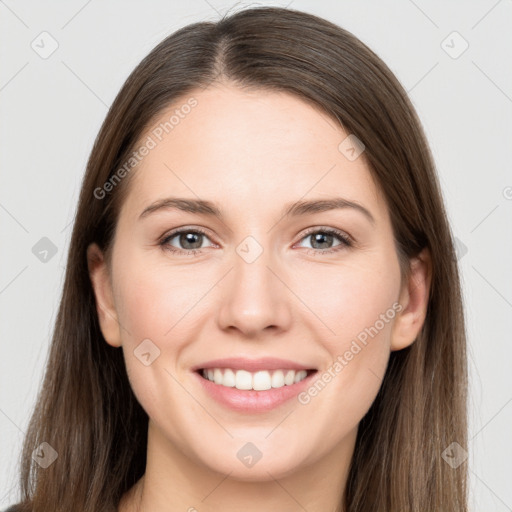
left=139, top=197, right=375, bottom=225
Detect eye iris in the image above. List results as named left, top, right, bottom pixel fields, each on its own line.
left=180, top=232, right=202, bottom=250
left=311, top=232, right=333, bottom=249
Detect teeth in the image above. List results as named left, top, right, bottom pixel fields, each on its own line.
left=201, top=368, right=309, bottom=390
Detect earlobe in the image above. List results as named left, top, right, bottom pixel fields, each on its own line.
left=87, top=243, right=122, bottom=348
left=390, top=247, right=432, bottom=351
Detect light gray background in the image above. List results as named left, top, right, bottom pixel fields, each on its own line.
left=1, top=0, right=511, bottom=510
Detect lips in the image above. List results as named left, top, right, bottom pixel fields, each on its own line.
left=192, top=365, right=318, bottom=412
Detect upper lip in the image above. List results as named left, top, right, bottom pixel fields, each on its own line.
left=191, top=357, right=316, bottom=373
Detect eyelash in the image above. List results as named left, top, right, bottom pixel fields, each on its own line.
left=159, top=226, right=353, bottom=257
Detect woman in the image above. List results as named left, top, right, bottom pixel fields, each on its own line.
left=6, top=6, right=468, bottom=511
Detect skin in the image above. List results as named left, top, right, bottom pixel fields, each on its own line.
left=88, top=82, right=431, bottom=512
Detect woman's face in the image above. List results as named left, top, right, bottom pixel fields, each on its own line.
left=89, top=83, right=427, bottom=482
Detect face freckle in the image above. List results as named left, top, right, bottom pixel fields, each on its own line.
left=104, top=82, right=405, bottom=482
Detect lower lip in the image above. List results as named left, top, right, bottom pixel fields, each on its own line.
left=193, top=370, right=317, bottom=413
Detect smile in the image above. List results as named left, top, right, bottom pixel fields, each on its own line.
left=199, top=368, right=315, bottom=390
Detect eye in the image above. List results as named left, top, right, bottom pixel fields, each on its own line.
left=159, top=226, right=353, bottom=257
left=296, top=227, right=353, bottom=255
left=159, top=227, right=214, bottom=256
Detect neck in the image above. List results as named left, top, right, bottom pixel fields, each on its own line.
left=119, top=420, right=356, bottom=512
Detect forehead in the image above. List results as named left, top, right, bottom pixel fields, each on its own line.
left=121, top=83, right=387, bottom=223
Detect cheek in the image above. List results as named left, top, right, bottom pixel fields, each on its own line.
left=292, top=266, right=400, bottom=444
left=111, top=251, right=202, bottom=421
left=113, top=248, right=206, bottom=342
left=296, top=254, right=401, bottom=401
left=110, top=251, right=198, bottom=400
left=295, top=256, right=400, bottom=344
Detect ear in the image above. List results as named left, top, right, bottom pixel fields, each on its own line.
left=391, top=247, right=432, bottom=351
left=87, top=243, right=122, bottom=348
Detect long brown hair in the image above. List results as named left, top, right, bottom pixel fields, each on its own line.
left=10, top=6, right=468, bottom=511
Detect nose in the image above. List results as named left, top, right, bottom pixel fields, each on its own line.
left=216, top=242, right=293, bottom=338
